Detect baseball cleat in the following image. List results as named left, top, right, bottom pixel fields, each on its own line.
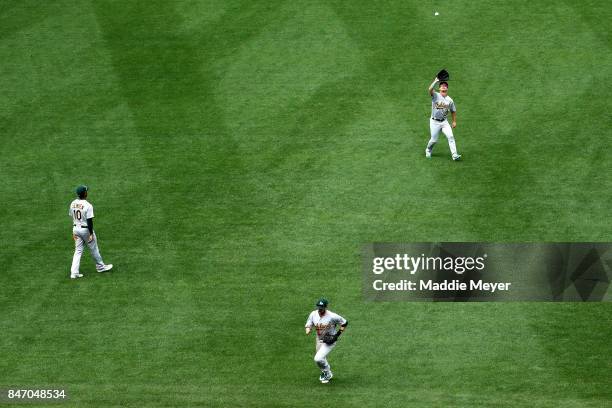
left=319, top=371, right=326, bottom=382
left=452, top=154, right=462, bottom=161
left=97, top=264, right=113, bottom=273
left=425, top=149, right=432, bottom=158
left=71, top=274, right=84, bottom=279
left=321, top=371, right=333, bottom=383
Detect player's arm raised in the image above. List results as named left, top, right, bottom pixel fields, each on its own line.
left=429, top=77, right=439, bottom=96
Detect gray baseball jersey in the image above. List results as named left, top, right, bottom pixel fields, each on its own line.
left=431, top=92, right=456, bottom=121
left=305, top=310, right=347, bottom=340
left=69, top=199, right=94, bottom=227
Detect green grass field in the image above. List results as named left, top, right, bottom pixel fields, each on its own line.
left=1, top=1, right=611, bottom=406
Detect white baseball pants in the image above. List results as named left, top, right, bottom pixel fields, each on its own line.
left=71, top=228, right=106, bottom=276
left=427, top=119, right=458, bottom=156
left=314, top=340, right=336, bottom=372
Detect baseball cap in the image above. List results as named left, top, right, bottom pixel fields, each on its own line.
left=75, top=185, right=88, bottom=196
left=316, top=298, right=329, bottom=309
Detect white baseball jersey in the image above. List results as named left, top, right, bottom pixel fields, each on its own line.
left=305, top=310, right=347, bottom=339
left=69, top=199, right=94, bottom=227
left=431, top=92, right=456, bottom=121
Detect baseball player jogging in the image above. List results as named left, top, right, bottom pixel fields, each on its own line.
left=68, top=185, right=113, bottom=279
left=305, top=298, right=348, bottom=384
left=425, top=69, right=461, bottom=161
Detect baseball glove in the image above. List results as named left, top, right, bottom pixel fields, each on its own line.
left=321, top=333, right=338, bottom=345
left=436, top=69, right=449, bottom=81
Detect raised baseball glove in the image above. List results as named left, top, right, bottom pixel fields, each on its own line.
left=436, top=69, right=449, bottom=81
left=321, top=332, right=340, bottom=345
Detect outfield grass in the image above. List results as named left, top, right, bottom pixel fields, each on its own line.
left=0, top=1, right=610, bottom=407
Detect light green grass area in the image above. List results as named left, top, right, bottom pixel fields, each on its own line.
left=0, top=1, right=610, bottom=406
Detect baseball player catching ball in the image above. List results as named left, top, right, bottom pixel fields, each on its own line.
left=69, top=185, right=113, bottom=279
left=426, top=76, right=461, bottom=161
left=305, top=298, right=348, bottom=383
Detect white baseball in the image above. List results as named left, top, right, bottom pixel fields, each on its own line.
left=434, top=12, right=439, bottom=16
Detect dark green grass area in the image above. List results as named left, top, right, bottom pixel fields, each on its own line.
left=1, top=0, right=610, bottom=406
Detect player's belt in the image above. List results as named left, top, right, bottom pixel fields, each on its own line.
left=431, top=117, right=445, bottom=122
left=73, top=225, right=88, bottom=228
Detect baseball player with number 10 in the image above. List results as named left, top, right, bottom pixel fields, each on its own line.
left=305, top=299, right=348, bottom=383
left=69, top=185, right=113, bottom=279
